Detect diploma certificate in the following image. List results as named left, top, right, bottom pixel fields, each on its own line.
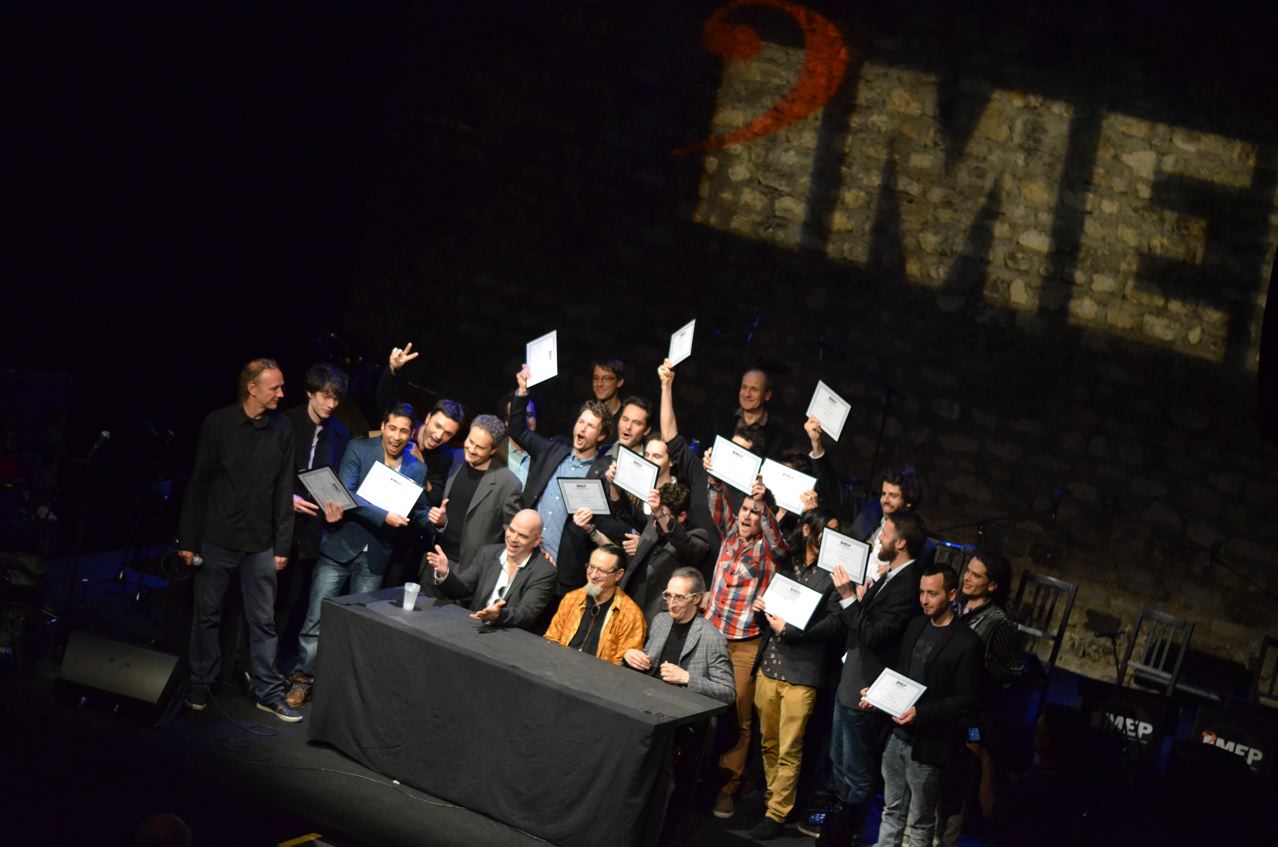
left=355, top=461, right=424, bottom=517
left=864, top=667, right=927, bottom=719
left=614, top=445, right=659, bottom=502
left=709, top=435, right=763, bottom=495
left=760, top=574, right=824, bottom=630
left=816, top=526, right=871, bottom=583
left=298, top=466, right=357, bottom=511
left=805, top=380, right=852, bottom=442
left=557, top=477, right=610, bottom=515
left=667, top=319, right=696, bottom=366
left=760, top=458, right=818, bottom=515
left=525, top=330, right=559, bottom=387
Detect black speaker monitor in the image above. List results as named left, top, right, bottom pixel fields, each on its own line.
left=60, top=630, right=180, bottom=705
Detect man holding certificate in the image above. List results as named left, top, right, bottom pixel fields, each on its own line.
left=289, top=403, right=431, bottom=707
left=858, top=564, right=980, bottom=847
left=813, top=510, right=926, bottom=846
left=746, top=509, right=845, bottom=841
left=701, top=448, right=788, bottom=819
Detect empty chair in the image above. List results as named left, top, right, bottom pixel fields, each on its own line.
left=1009, top=571, right=1078, bottom=675
left=1251, top=634, right=1278, bottom=705
left=1119, top=606, right=1195, bottom=697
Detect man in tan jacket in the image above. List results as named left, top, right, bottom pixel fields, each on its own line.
left=543, top=545, right=646, bottom=665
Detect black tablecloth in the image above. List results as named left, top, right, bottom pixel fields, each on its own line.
left=308, top=590, right=726, bottom=847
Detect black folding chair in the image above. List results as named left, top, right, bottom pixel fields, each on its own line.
left=1009, top=570, right=1077, bottom=675
left=1119, top=606, right=1195, bottom=697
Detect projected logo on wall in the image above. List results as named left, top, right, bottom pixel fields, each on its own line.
left=680, top=0, right=1278, bottom=367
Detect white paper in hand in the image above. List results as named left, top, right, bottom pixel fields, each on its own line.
left=708, top=435, right=763, bottom=494
left=668, top=319, right=696, bottom=366
left=760, top=574, right=823, bottom=630
left=816, top=526, right=871, bottom=583
left=526, top=330, right=559, bottom=387
left=355, top=461, right=424, bottom=517
left=806, top=380, right=851, bottom=442
left=864, top=667, right=927, bottom=718
left=760, top=458, right=817, bottom=514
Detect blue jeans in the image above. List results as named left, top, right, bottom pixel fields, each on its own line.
left=876, top=733, right=943, bottom=847
left=189, top=541, right=285, bottom=704
left=295, top=551, right=384, bottom=677
left=830, top=700, right=881, bottom=806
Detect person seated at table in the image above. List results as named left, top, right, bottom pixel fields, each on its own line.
left=622, top=568, right=735, bottom=704
left=424, top=509, right=556, bottom=630
left=542, top=545, right=646, bottom=665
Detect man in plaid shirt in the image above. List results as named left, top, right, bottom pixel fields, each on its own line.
left=702, top=447, right=789, bottom=819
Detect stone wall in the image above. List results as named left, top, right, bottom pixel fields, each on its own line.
left=342, top=1, right=1278, bottom=683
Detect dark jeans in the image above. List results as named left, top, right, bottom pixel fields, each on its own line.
left=189, top=541, right=285, bottom=704
left=831, top=700, right=883, bottom=806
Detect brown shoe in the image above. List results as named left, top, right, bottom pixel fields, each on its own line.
left=285, top=675, right=312, bottom=708
left=712, top=791, right=734, bottom=819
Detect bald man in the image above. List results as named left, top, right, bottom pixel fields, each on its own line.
left=425, top=509, right=557, bottom=630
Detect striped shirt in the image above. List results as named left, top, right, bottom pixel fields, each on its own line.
left=704, top=480, right=787, bottom=640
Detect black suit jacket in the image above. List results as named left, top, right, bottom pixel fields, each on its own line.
left=285, top=404, right=352, bottom=560
left=435, top=543, right=556, bottom=631
left=753, top=564, right=845, bottom=689
left=836, top=561, right=922, bottom=708
left=892, top=615, right=982, bottom=766
left=619, top=517, right=713, bottom=621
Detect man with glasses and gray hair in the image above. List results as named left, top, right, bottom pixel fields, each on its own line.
left=543, top=545, right=646, bottom=665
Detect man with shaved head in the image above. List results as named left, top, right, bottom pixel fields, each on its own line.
left=426, top=509, right=556, bottom=630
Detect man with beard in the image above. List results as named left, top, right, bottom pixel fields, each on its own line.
left=859, top=564, right=980, bottom=847
left=812, top=510, right=926, bottom=846
left=288, top=403, right=431, bottom=707
left=378, top=343, right=463, bottom=506
left=426, top=509, right=556, bottom=630
left=618, top=482, right=712, bottom=622
left=179, top=359, right=297, bottom=721
left=543, top=545, right=646, bottom=664
left=427, top=414, right=522, bottom=570
left=848, top=466, right=925, bottom=564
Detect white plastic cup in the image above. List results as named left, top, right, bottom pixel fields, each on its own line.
left=402, top=582, right=421, bottom=610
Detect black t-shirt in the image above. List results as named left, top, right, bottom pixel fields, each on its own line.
left=657, top=617, right=695, bottom=671
left=568, top=595, right=615, bottom=657
left=895, top=621, right=948, bottom=741
left=439, top=463, right=484, bottom=561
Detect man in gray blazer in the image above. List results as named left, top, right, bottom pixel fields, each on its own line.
left=425, top=509, right=555, bottom=631
left=426, top=414, right=522, bottom=571
left=623, top=567, right=735, bottom=704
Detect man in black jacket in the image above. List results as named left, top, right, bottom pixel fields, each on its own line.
left=859, top=564, right=981, bottom=847
left=815, top=510, right=926, bottom=845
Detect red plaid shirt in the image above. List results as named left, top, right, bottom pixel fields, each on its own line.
left=704, top=481, right=787, bottom=640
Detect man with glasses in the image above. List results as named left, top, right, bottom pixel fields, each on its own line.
left=543, top=545, right=646, bottom=665
left=590, top=357, right=627, bottom=442
left=425, top=509, right=555, bottom=630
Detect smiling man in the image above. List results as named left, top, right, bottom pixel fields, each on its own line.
left=543, top=545, right=646, bottom=664
left=287, top=402, right=432, bottom=708
left=709, top=368, right=791, bottom=459
left=179, top=358, right=298, bottom=721
left=428, top=414, right=522, bottom=568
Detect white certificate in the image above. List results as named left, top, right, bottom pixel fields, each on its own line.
left=298, top=466, right=357, bottom=511
left=525, top=330, right=559, bottom=387
left=761, top=574, right=824, bottom=631
left=667, top=319, right=696, bottom=366
left=708, top=435, right=763, bottom=495
left=816, top=526, right=871, bottom=583
left=557, top=477, right=610, bottom=515
left=760, top=458, right=818, bottom=514
left=614, top=445, right=659, bottom=502
left=805, top=380, right=851, bottom=442
left=355, top=460, right=424, bottom=517
left=864, top=667, right=927, bottom=719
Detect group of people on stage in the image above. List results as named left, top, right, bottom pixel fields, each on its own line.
left=176, top=347, right=1031, bottom=846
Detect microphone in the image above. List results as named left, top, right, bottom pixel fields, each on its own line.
left=87, top=430, right=111, bottom=461
left=192, top=554, right=204, bottom=568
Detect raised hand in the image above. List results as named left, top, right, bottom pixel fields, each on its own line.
left=388, top=342, right=419, bottom=374
left=750, top=475, right=768, bottom=503
left=516, top=363, right=530, bottom=394
left=425, top=544, right=449, bottom=577
left=428, top=498, right=449, bottom=527
left=622, top=531, right=641, bottom=556
left=831, top=563, right=854, bottom=599
left=657, top=359, right=674, bottom=387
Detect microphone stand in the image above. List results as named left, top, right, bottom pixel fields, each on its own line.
left=931, top=490, right=1063, bottom=547
left=51, top=440, right=105, bottom=660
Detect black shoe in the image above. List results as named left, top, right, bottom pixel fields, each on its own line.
left=184, top=687, right=208, bottom=711
left=747, top=817, right=785, bottom=841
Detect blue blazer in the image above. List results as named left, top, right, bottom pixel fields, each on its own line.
left=319, top=436, right=430, bottom=575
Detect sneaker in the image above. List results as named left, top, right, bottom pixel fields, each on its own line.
left=256, top=700, right=304, bottom=723
left=285, top=677, right=312, bottom=709
left=747, top=817, right=785, bottom=841
left=712, top=791, right=734, bottom=819
left=184, top=687, right=208, bottom=711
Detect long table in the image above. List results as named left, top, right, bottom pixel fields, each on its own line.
left=308, top=590, right=727, bottom=847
